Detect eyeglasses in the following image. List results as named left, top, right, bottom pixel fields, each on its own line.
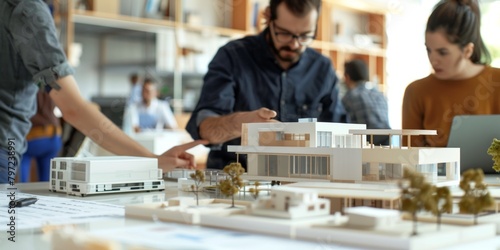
left=272, top=22, right=315, bottom=46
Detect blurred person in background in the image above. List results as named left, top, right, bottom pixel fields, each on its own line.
left=402, top=0, right=500, bottom=147
left=19, top=91, right=62, bottom=182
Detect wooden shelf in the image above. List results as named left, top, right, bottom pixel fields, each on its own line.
left=73, top=4, right=387, bottom=57
left=328, top=43, right=386, bottom=57
left=319, top=0, right=388, bottom=87
left=70, top=0, right=389, bottom=99
left=73, top=10, right=249, bottom=38
left=73, top=10, right=176, bottom=33
left=324, top=0, right=394, bottom=14
left=98, top=60, right=156, bottom=69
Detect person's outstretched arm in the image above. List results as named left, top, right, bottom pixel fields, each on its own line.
left=199, top=107, right=277, bottom=144
left=50, top=75, right=206, bottom=170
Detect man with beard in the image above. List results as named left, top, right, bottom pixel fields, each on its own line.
left=186, top=0, right=344, bottom=170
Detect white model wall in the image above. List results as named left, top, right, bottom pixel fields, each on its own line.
left=244, top=122, right=317, bottom=146
left=362, top=148, right=460, bottom=165
left=244, top=122, right=367, bottom=148
left=331, top=148, right=363, bottom=181
left=315, top=123, right=366, bottom=134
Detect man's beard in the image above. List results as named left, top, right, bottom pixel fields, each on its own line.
left=268, top=35, right=302, bottom=63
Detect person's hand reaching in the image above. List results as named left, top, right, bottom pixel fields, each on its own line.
left=242, top=107, right=278, bottom=124
left=157, top=140, right=208, bottom=172
left=199, top=107, right=279, bottom=144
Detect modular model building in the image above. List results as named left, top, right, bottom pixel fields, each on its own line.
left=251, top=186, right=330, bottom=219
left=49, top=156, right=165, bottom=196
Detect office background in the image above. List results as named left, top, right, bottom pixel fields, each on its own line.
left=64, top=0, right=500, bottom=129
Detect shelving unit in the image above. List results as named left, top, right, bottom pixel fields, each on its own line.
left=66, top=0, right=390, bottom=113
left=319, top=0, right=388, bottom=92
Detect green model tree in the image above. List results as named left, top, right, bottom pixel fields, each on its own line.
left=190, top=169, right=206, bottom=206
left=219, top=162, right=245, bottom=208
left=432, top=186, right=453, bottom=230
left=249, top=181, right=260, bottom=200
left=399, top=168, right=436, bottom=236
left=458, top=168, right=494, bottom=224
left=487, top=138, right=500, bottom=172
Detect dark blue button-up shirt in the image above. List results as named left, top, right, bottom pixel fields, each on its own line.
left=186, top=28, right=344, bottom=169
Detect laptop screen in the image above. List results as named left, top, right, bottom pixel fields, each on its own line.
left=447, top=114, right=500, bottom=174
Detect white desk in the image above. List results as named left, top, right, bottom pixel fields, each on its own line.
left=0, top=182, right=333, bottom=250
left=3, top=181, right=500, bottom=250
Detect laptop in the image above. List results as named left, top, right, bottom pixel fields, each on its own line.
left=447, top=114, right=500, bottom=174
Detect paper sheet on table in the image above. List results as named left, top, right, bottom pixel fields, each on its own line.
left=0, top=191, right=124, bottom=230
left=86, top=223, right=341, bottom=250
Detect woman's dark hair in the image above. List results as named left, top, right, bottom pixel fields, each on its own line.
left=269, top=0, right=321, bottom=20
left=426, top=0, right=491, bottom=64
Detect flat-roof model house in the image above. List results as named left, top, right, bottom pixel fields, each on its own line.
left=252, top=186, right=330, bottom=219
left=228, top=119, right=460, bottom=185
left=49, top=156, right=165, bottom=196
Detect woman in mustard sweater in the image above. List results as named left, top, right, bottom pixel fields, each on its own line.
left=403, top=0, right=500, bottom=147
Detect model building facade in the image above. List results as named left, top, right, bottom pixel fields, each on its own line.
left=252, top=186, right=330, bottom=219
left=50, top=156, right=165, bottom=196
left=228, top=120, right=460, bottom=184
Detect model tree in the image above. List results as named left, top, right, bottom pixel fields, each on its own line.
left=432, top=186, right=452, bottom=230
left=487, top=138, right=500, bottom=172
left=249, top=181, right=260, bottom=200
left=398, top=168, right=436, bottom=236
left=219, top=162, right=245, bottom=208
left=190, top=169, right=206, bottom=206
left=458, top=168, right=494, bottom=224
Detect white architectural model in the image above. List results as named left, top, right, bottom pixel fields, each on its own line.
left=126, top=197, right=250, bottom=224
left=251, top=186, right=330, bottom=219
left=297, top=218, right=496, bottom=250
left=286, top=181, right=401, bottom=210
left=345, top=206, right=399, bottom=229
left=201, top=186, right=495, bottom=249
left=228, top=120, right=460, bottom=185
left=49, top=156, right=165, bottom=196
left=125, top=186, right=330, bottom=226
left=123, top=185, right=497, bottom=249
